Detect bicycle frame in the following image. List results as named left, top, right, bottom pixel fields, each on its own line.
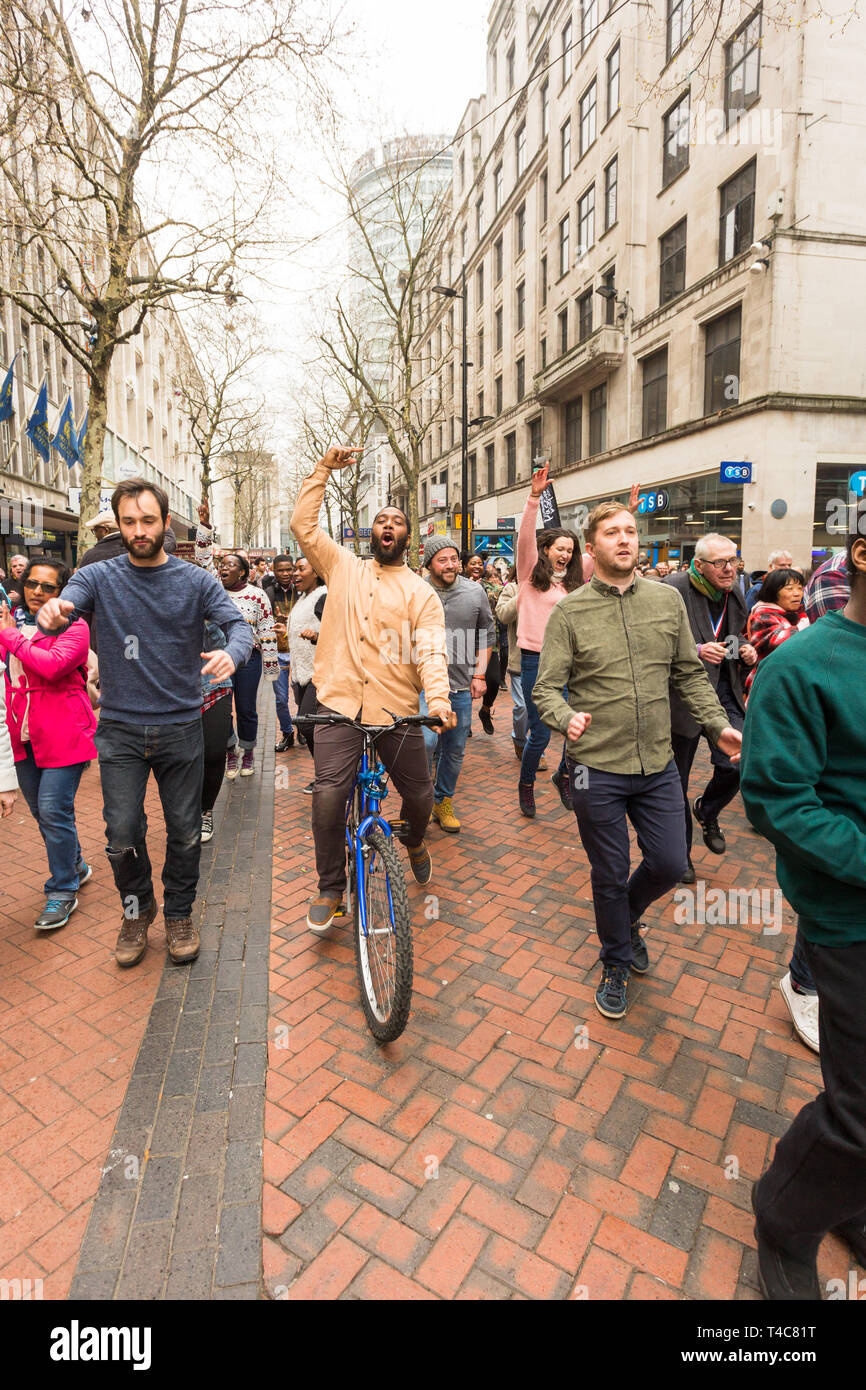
left=346, top=734, right=397, bottom=939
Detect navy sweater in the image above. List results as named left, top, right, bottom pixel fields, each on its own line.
left=48, top=554, right=253, bottom=724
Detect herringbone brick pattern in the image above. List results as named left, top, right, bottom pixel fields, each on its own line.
left=265, top=719, right=841, bottom=1301
left=0, top=763, right=166, bottom=1298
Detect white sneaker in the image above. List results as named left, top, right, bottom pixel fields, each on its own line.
left=779, top=972, right=819, bottom=1054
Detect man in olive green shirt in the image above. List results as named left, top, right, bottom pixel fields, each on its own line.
left=533, top=502, right=742, bottom=1021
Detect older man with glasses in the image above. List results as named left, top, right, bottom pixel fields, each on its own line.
left=665, top=536, right=758, bottom=881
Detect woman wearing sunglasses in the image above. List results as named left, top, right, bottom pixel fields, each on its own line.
left=0, top=558, right=97, bottom=930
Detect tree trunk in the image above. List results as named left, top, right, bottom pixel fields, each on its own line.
left=200, top=453, right=210, bottom=505
left=406, top=454, right=420, bottom=570
left=76, top=358, right=111, bottom=558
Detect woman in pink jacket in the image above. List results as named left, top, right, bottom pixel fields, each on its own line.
left=516, top=464, right=583, bottom=818
left=0, top=558, right=97, bottom=931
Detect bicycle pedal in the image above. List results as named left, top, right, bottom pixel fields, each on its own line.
left=388, top=820, right=411, bottom=843
left=332, top=904, right=348, bottom=919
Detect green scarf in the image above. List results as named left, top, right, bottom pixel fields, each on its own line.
left=688, top=557, right=723, bottom=603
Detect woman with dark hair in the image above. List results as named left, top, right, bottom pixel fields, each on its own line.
left=516, top=464, right=583, bottom=817
left=289, top=556, right=327, bottom=794
left=195, top=528, right=278, bottom=778
left=0, top=557, right=97, bottom=930
left=745, top=567, right=808, bottom=694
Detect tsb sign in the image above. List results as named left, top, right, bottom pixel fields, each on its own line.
left=720, top=461, right=753, bottom=484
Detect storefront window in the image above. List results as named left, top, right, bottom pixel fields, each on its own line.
left=813, top=463, right=863, bottom=565
left=559, top=472, right=745, bottom=565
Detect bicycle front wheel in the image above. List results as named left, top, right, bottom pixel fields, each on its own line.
left=353, top=828, right=413, bottom=1043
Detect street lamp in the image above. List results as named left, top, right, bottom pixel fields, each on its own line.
left=432, top=269, right=470, bottom=560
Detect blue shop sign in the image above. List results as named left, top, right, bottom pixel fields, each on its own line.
left=720, top=461, right=753, bottom=484
left=637, top=489, right=669, bottom=515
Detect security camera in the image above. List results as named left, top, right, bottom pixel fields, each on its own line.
left=747, top=501, right=756, bottom=510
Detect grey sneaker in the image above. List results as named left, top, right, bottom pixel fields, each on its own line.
left=595, top=964, right=630, bottom=1020
left=34, top=897, right=78, bottom=931
left=630, top=922, right=650, bottom=975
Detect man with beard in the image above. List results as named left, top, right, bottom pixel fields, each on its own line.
left=291, top=447, right=454, bottom=932
left=35, top=478, right=253, bottom=969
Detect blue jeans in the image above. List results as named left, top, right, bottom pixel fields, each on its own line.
left=519, top=649, right=567, bottom=785
left=274, top=654, right=294, bottom=735
left=509, top=671, right=528, bottom=746
left=94, top=718, right=204, bottom=919
left=421, top=690, right=472, bottom=801
left=228, top=648, right=262, bottom=750
left=790, top=921, right=817, bottom=992
left=16, top=745, right=88, bottom=899
left=571, top=759, right=689, bottom=968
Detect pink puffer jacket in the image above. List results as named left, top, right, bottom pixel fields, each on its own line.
left=0, top=619, right=97, bottom=767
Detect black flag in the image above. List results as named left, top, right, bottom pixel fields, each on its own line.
left=537, top=478, right=561, bottom=528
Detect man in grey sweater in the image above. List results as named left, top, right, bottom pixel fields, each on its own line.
left=421, top=536, right=494, bottom=833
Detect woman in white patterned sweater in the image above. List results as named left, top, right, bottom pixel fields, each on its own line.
left=195, top=508, right=278, bottom=778
left=289, top=557, right=327, bottom=792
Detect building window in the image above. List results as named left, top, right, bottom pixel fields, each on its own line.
left=495, top=306, right=504, bottom=353
left=478, top=389, right=485, bottom=419
left=507, top=42, right=516, bottom=91
left=529, top=416, right=543, bottom=469
left=559, top=307, right=569, bottom=356
left=601, top=267, right=616, bottom=324
left=461, top=225, right=467, bottom=259
left=659, top=217, right=687, bottom=304
left=581, top=0, right=598, bottom=53
left=604, top=156, right=618, bottom=230
left=541, top=80, right=550, bottom=139
left=20, top=320, right=31, bottom=383
left=469, top=452, right=477, bottom=498
left=476, top=197, right=484, bottom=238
left=704, top=306, right=741, bottom=412
left=579, top=81, right=597, bottom=157
left=666, top=0, right=693, bottom=60
left=607, top=43, right=620, bottom=120
left=486, top=442, right=495, bottom=491
left=662, top=91, right=690, bottom=187
left=725, top=8, right=761, bottom=124
left=540, top=170, right=548, bottom=225
left=42, top=337, right=54, bottom=400
left=560, top=118, right=572, bottom=183
left=476, top=266, right=485, bottom=312
left=565, top=397, right=582, bottom=464
left=562, top=19, right=573, bottom=83
left=516, top=122, right=527, bottom=177
left=477, top=329, right=484, bottom=369
left=459, top=152, right=465, bottom=190
left=541, top=255, right=548, bottom=307
left=506, top=431, right=517, bottom=485
left=540, top=336, right=548, bottom=370
left=719, top=159, right=756, bottom=265
left=494, top=236, right=503, bottom=283
left=559, top=214, right=570, bottom=277
left=577, top=184, right=595, bottom=260
left=516, top=280, right=526, bottom=332
left=515, top=203, right=526, bottom=256
left=589, top=383, right=607, bottom=453
left=494, top=162, right=504, bottom=213
left=517, top=356, right=526, bottom=401
left=642, top=348, right=668, bottom=436
left=578, top=289, right=593, bottom=342
left=495, top=374, right=503, bottom=414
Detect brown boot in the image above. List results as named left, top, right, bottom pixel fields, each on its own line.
left=165, top=916, right=200, bottom=964
left=115, top=899, right=159, bottom=968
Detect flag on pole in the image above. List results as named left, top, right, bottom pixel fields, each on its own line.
left=25, top=379, right=50, bottom=462
left=77, top=407, right=88, bottom=458
left=51, top=393, right=80, bottom=468
left=0, top=356, right=15, bottom=424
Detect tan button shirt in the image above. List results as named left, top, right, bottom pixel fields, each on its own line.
left=290, top=464, right=450, bottom=722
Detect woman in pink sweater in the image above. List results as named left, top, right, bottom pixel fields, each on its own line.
left=0, top=558, right=97, bottom=931
left=516, top=464, right=583, bottom=818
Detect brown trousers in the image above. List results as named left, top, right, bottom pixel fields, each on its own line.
left=312, top=705, right=434, bottom=897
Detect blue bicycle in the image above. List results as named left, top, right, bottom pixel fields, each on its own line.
left=299, top=712, right=443, bottom=1043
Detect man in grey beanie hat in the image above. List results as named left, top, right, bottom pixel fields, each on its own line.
left=421, top=538, right=494, bottom=832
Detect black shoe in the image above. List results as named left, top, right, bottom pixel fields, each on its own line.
left=693, top=797, right=726, bottom=854
left=630, top=922, right=650, bottom=975
left=835, top=1219, right=866, bottom=1267
left=275, top=733, right=295, bottom=752
left=595, top=964, right=630, bottom=1020
left=513, top=739, right=525, bottom=761
left=518, top=781, right=536, bottom=818
left=751, top=1186, right=821, bottom=1300
left=551, top=766, right=573, bottom=812
left=680, top=861, right=696, bottom=884
left=303, top=781, right=315, bottom=795
left=479, top=706, right=494, bottom=735
left=297, top=730, right=307, bottom=747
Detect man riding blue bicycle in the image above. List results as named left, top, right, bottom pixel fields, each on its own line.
left=291, top=447, right=455, bottom=933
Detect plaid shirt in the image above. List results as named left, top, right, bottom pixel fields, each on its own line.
left=804, top=552, right=849, bottom=620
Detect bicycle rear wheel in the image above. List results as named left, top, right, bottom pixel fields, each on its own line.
left=353, top=828, right=413, bottom=1043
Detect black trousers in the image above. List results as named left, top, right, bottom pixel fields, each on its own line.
left=292, top=680, right=318, bottom=759
left=753, top=938, right=866, bottom=1261
left=671, top=687, right=743, bottom=855
left=201, top=694, right=232, bottom=812
left=482, top=649, right=502, bottom=710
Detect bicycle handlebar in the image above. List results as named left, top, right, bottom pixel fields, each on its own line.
left=296, top=712, right=446, bottom=732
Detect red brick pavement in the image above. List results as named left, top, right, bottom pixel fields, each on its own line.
left=265, top=719, right=844, bottom=1302
left=0, top=762, right=167, bottom=1298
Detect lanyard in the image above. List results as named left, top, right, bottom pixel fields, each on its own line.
left=709, top=595, right=729, bottom=642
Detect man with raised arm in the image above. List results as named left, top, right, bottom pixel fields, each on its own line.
left=291, top=448, right=454, bottom=933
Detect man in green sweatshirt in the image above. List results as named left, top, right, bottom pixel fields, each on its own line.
left=740, top=527, right=866, bottom=1301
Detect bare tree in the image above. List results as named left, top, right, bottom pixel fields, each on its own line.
left=0, top=0, right=337, bottom=550
left=299, top=366, right=379, bottom=555
left=212, top=431, right=278, bottom=550
left=318, top=141, right=452, bottom=568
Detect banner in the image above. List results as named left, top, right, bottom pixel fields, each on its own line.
left=537, top=480, right=561, bottom=528
left=25, top=379, right=50, bottom=462
left=51, top=393, right=80, bottom=468
left=0, top=356, right=15, bottom=424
